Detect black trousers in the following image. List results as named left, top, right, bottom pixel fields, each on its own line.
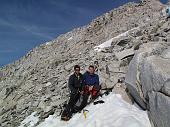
left=74, top=94, right=89, bottom=111
left=65, top=92, right=80, bottom=115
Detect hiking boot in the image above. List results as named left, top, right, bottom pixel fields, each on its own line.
left=61, top=116, right=71, bottom=121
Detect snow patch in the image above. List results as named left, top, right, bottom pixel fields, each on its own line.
left=46, top=42, right=53, bottom=46
left=94, top=27, right=139, bottom=52
left=68, top=37, right=73, bottom=41
left=18, top=112, right=39, bottom=127
left=36, top=92, right=151, bottom=127
left=94, top=38, right=114, bottom=52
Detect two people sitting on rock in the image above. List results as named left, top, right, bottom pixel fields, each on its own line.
left=61, top=65, right=100, bottom=121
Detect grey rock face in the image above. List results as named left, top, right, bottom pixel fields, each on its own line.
left=141, top=54, right=170, bottom=98
left=115, top=48, right=134, bottom=61
left=125, top=42, right=170, bottom=127
left=148, top=92, right=170, bottom=127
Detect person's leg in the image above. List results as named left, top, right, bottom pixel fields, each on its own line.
left=81, top=93, right=89, bottom=108
left=71, top=93, right=80, bottom=113
left=91, top=85, right=100, bottom=99
left=83, top=85, right=90, bottom=95
left=66, top=93, right=79, bottom=116
left=74, top=85, right=89, bottom=110
left=74, top=93, right=80, bottom=102
left=61, top=93, right=76, bottom=120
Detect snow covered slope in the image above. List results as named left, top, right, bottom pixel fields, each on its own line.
left=18, top=112, right=39, bottom=127
left=34, top=92, right=151, bottom=127
left=94, top=27, right=139, bottom=52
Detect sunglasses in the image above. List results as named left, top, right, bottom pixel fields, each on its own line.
left=75, top=69, right=80, bottom=71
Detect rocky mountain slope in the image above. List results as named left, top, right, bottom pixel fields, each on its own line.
left=0, top=0, right=170, bottom=127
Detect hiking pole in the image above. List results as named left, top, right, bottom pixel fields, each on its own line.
left=83, top=109, right=89, bottom=119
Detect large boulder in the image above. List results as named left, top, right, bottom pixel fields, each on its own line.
left=125, top=42, right=170, bottom=127
left=148, top=92, right=170, bottom=127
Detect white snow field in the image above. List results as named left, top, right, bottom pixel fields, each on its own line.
left=21, top=92, right=151, bottom=127
left=18, top=112, right=39, bottom=127
left=94, top=27, right=139, bottom=52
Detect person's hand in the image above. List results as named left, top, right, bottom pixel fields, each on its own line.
left=80, top=91, right=84, bottom=95
left=89, top=86, right=93, bottom=91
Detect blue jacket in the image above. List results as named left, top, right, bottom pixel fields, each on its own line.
left=83, top=72, right=99, bottom=86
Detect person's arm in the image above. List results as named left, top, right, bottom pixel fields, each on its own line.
left=68, top=75, right=77, bottom=93
left=82, top=73, right=87, bottom=87
left=93, top=75, right=101, bottom=90
left=95, top=75, right=99, bottom=86
left=90, top=74, right=99, bottom=90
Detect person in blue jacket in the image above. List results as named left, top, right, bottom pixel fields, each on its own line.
left=83, top=65, right=100, bottom=99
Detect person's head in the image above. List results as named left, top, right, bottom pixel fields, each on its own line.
left=88, top=65, right=95, bottom=74
left=74, top=65, right=80, bottom=74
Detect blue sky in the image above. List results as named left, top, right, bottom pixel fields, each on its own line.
left=0, top=0, right=168, bottom=67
